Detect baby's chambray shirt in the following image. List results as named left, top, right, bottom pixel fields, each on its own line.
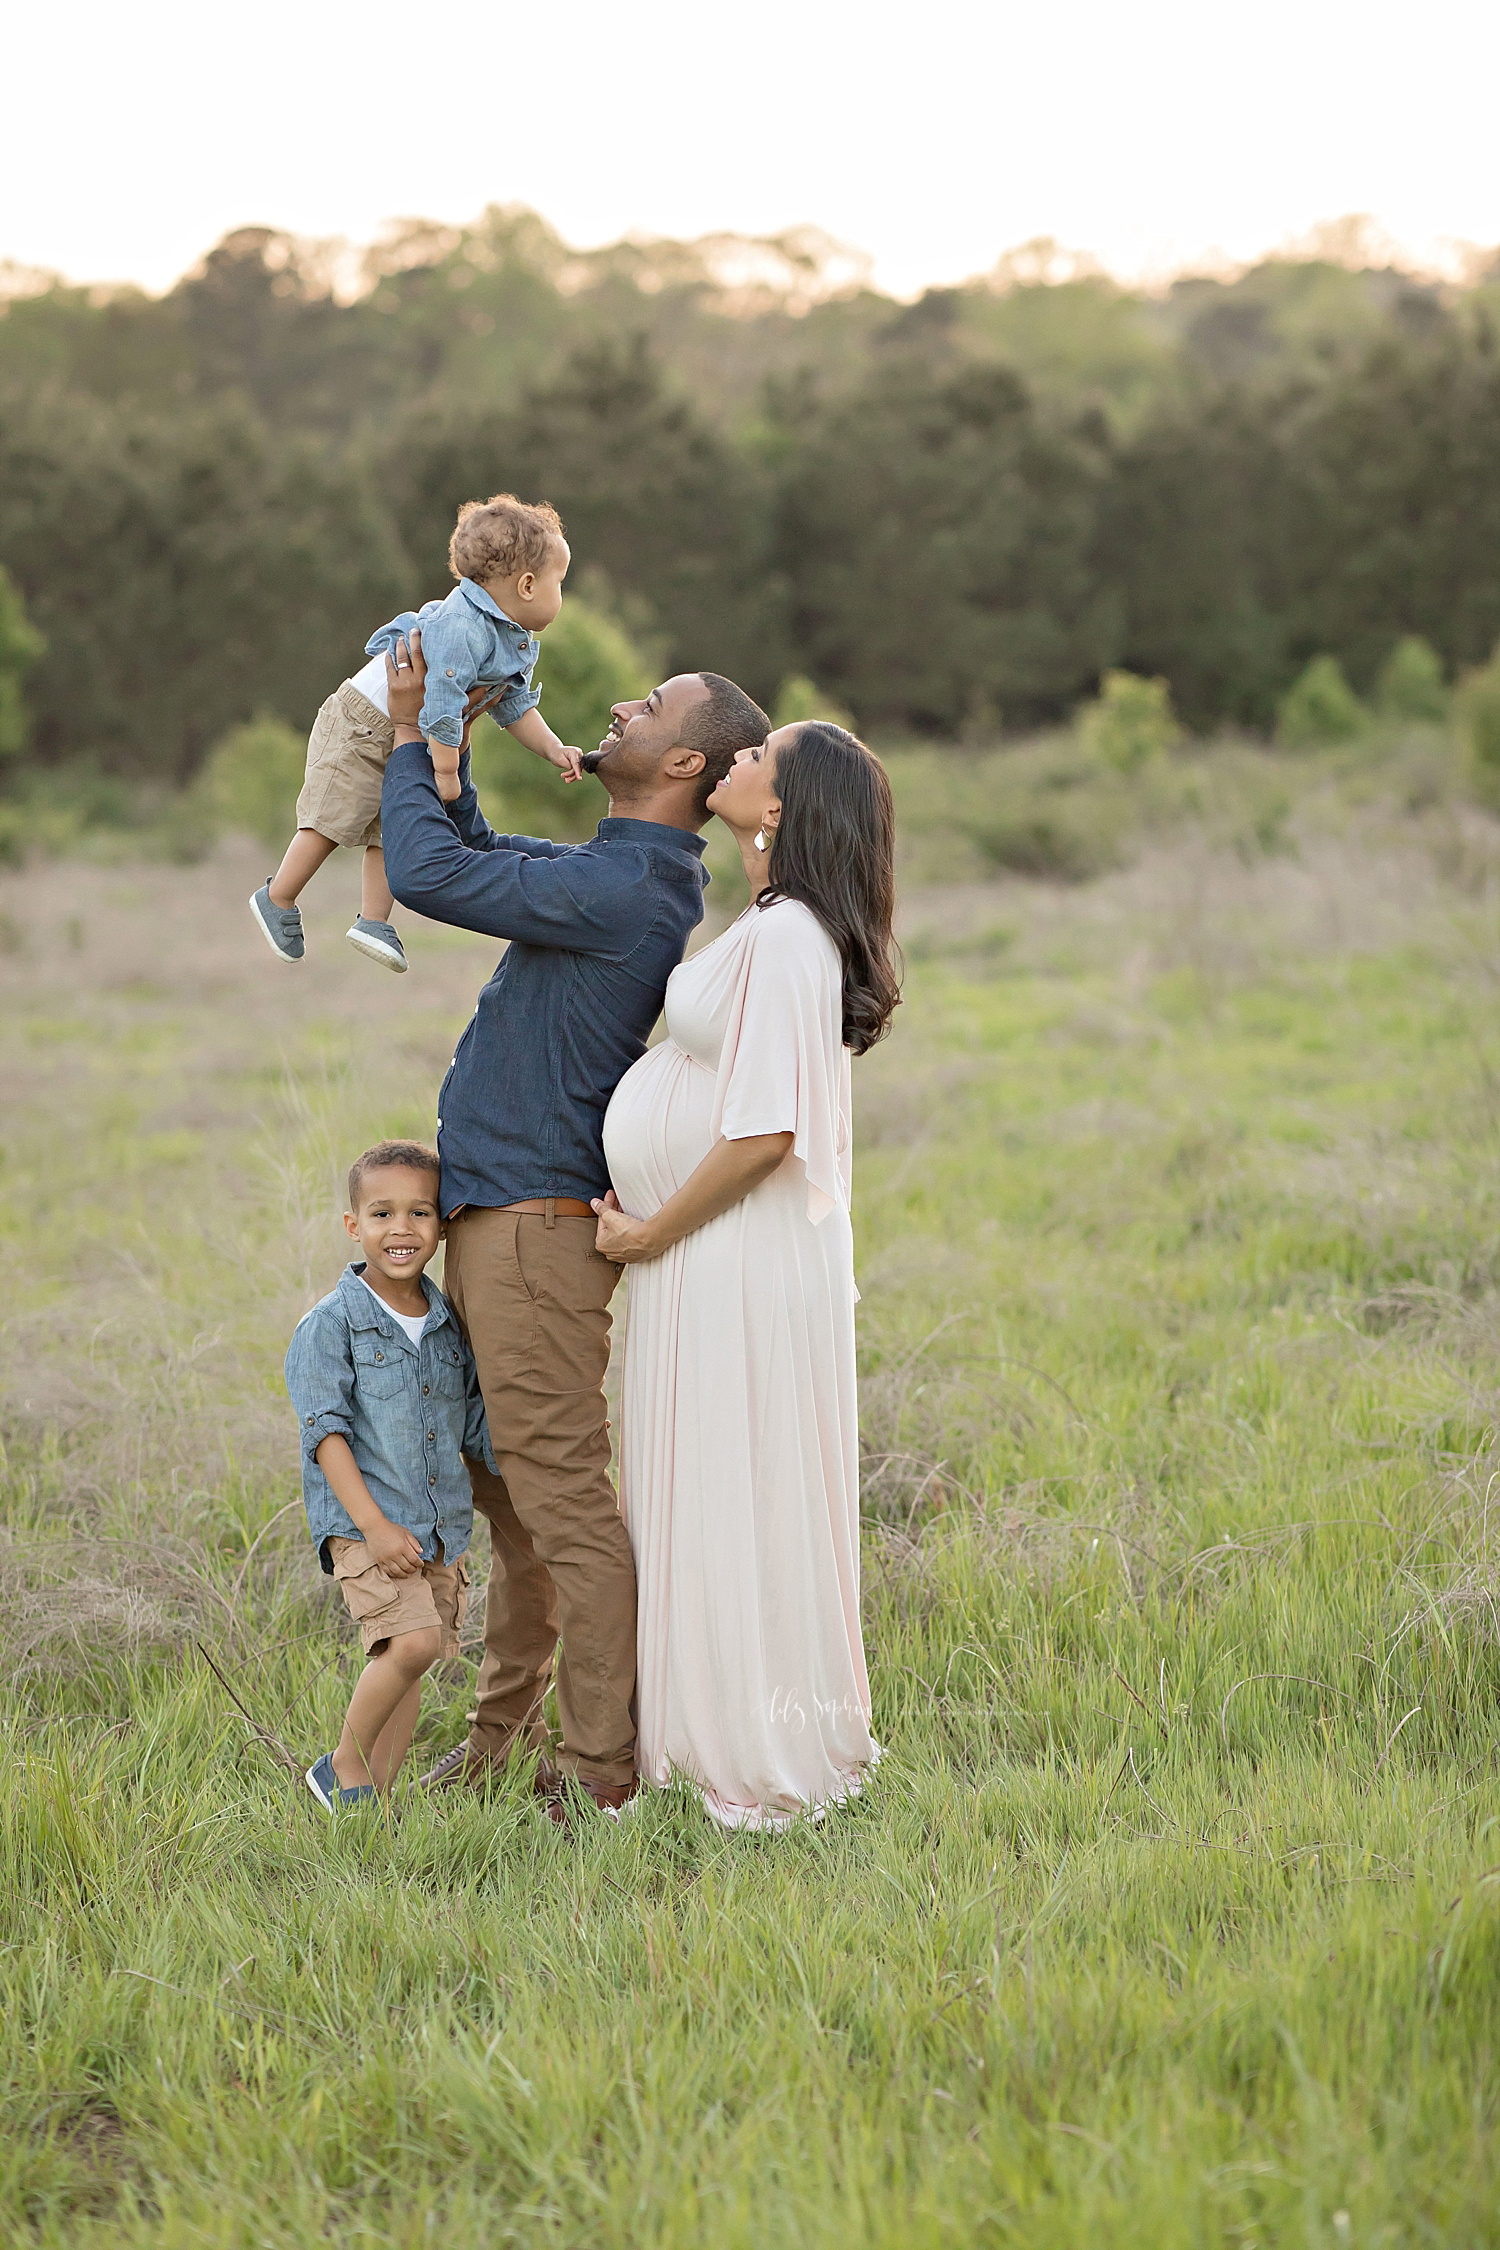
left=364, top=579, right=542, bottom=750
left=284, top=1263, right=493, bottom=1571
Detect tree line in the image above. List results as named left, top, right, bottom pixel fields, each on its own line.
left=2, top=212, right=1499, bottom=779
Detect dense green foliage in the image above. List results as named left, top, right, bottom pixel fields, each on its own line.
left=1456, top=646, right=1500, bottom=784
left=1077, top=670, right=1180, bottom=773
left=1376, top=635, right=1449, bottom=722
left=194, top=713, right=311, bottom=849
left=1276, top=656, right=1367, bottom=749
left=5, top=215, right=1500, bottom=777
left=0, top=563, right=44, bottom=757
left=7, top=753, right=1500, bottom=2240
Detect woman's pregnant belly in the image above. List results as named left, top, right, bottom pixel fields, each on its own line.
left=603, top=1040, right=718, bottom=1220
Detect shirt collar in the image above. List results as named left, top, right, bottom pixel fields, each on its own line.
left=594, top=817, right=706, bottom=858
left=339, top=1261, right=450, bottom=1330
left=457, top=578, right=528, bottom=636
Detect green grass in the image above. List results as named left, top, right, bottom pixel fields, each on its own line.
left=5, top=802, right=1500, bottom=2246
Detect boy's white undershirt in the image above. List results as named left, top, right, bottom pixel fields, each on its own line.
left=347, top=653, right=391, bottom=713
left=359, top=1273, right=429, bottom=1346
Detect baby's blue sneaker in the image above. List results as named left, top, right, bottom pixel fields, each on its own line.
left=305, top=1753, right=376, bottom=1815
left=346, top=917, right=408, bottom=974
left=249, top=882, right=304, bottom=963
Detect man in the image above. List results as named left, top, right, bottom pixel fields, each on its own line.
left=380, top=633, right=770, bottom=1815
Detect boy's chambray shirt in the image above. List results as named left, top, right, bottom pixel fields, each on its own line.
left=365, top=579, right=541, bottom=751
left=284, top=1263, right=494, bottom=1572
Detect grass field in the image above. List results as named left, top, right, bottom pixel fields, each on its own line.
left=7, top=752, right=1500, bottom=2246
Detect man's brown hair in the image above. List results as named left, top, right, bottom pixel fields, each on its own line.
left=449, top=493, right=565, bottom=585
left=346, top=1140, right=440, bottom=1211
left=681, top=673, right=772, bottom=811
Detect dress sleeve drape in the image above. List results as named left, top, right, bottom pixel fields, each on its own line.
left=709, top=900, right=852, bottom=1224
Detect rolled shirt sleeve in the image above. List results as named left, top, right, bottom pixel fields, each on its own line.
left=487, top=674, right=543, bottom=729
left=285, top=1305, right=357, bottom=1463
left=365, top=602, right=538, bottom=748
left=364, top=608, right=480, bottom=750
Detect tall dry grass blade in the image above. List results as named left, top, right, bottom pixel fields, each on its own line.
left=194, top=1640, right=302, bottom=1776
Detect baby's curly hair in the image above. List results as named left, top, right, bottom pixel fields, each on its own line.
left=449, top=493, right=565, bottom=585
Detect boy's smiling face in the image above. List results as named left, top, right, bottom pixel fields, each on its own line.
left=343, top=1165, right=442, bottom=1300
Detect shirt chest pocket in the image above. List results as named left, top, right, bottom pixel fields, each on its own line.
left=425, top=1346, right=466, bottom=1401
left=352, top=1339, right=406, bottom=1399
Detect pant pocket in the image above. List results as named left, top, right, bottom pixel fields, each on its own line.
left=509, top=1220, right=544, bottom=1307
left=331, top=1548, right=401, bottom=1625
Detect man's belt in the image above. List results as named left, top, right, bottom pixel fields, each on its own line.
left=500, top=1198, right=595, bottom=1219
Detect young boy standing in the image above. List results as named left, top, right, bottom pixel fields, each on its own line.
left=285, top=1140, right=493, bottom=1811
left=251, top=494, right=585, bottom=976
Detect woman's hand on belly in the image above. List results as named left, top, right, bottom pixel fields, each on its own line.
left=592, top=1131, right=794, bottom=1265
left=591, top=1189, right=658, bottom=1265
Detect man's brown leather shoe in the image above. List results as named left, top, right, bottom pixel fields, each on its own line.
left=541, top=1773, right=640, bottom=1826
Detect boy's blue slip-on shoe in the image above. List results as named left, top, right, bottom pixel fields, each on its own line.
left=250, top=882, right=305, bottom=963
left=345, top=917, right=408, bottom=973
left=305, top=1753, right=376, bottom=1815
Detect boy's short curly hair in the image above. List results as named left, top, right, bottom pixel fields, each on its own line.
left=449, top=493, right=565, bottom=585
left=346, top=1140, right=440, bottom=1211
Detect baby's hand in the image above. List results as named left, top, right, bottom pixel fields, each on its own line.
left=549, top=745, right=586, bottom=785
left=434, top=768, right=463, bottom=804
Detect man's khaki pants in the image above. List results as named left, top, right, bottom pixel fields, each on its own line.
left=442, top=1204, right=636, bottom=1791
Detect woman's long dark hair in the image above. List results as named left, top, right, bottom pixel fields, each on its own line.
left=759, top=722, right=901, bottom=1055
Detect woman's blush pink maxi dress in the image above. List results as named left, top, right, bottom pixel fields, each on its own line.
left=602, top=897, right=879, bottom=1829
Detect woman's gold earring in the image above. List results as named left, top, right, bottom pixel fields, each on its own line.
left=754, top=828, right=768, bottom=854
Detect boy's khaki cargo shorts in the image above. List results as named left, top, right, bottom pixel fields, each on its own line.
left=327, top=1535, right=469, bottom=1657
left=295, top=681, right=396, bottom=850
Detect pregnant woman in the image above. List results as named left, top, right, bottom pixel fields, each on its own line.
left=593, top=720, right=901, bottom=1829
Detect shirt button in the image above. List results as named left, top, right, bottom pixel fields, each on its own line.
left=429, top=1474, right=437, bottom=1486
left=305, top=1416, right=314, bottom=1425
left=446, top=668, right=456, bottom=677
left=427, top=1430, right=436, bottom=1442
left=423, top=1384, right=430, bottom=1396
left=374, top=1352, right=384, bottom=1362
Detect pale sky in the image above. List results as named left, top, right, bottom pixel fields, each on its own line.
left=6, top=0, right=1499, bottom=299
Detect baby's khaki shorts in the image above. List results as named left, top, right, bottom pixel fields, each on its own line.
left=295, top=681, right=396, bottom=850
left=327, top=1535, right=469, bottom=1657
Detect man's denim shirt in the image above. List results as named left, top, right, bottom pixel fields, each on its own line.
left=284, top=1263, right=494, bottom=1573
left=381, top=743, right=708, bottom=1214
left=365, top=579, right=541, bottom=751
